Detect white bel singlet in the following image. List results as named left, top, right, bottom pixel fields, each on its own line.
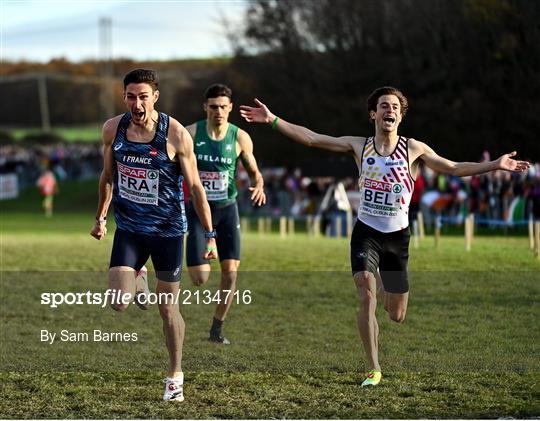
left=357, top=136, right=415, bottom=233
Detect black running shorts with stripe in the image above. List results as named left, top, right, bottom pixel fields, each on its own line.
left=186, top=201, right=241, bottom=266
left=109, top=229, right=184, bottom=282
left=350, top=220, right=410, bottom=293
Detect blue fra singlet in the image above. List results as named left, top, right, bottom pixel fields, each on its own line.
left=111, top=112, right=187, bottom=236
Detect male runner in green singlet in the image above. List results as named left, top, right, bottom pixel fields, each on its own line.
left=240, top=87, right=530, bottom=386
left=186, top=84, right=266, bottom=344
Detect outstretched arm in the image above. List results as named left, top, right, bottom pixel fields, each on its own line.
left=417, top=141, right=530, bottom=176
left=240, top=98, right=358, bottom=153
left=237, top=130, right=266, bottom=207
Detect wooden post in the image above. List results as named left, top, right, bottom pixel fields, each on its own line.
left=240, top=217, right=249, bottom=233
left=465, top=214, right=471, bottom=252
left=412, top=220, right=419, bottom=249
left=265, top=217, right=272, bottom=234
left=417, top=211, right=425, bottom=240
left=306, top=215, right=313, bottom=236
left=434, top=215, right=441, bottom=248
left=266, top=216, right=273, bottom=234
left=534, top=222, right=540, bottom=259
left=287, top=217, right=295, bottom=236
left=279, top=216, right=287, bottom=238
left=313, top=216, right=321, bottom=237
left=258, top=217, right=265, bottom=235
left=529, top=217, right=534, bottom=250
left=335, top=215, right=342, bottom=238
left=37, top=75, right=51, bottom=132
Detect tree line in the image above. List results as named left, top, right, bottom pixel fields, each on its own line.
left=1, top=0, right=538, bottom=173
left=226, top=0, right=539, bottom=172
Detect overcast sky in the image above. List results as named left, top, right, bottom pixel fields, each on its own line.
left=1, top=0, right=248, bottom=62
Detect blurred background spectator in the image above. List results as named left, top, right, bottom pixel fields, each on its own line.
left=2, top=141, right=537, bottom=229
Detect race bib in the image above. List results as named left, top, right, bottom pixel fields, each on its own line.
left=360, top=178, right=402, bottom=217
left=117, top=162, right=159, bottom=205
left=200, top=170, right=228, bottom=201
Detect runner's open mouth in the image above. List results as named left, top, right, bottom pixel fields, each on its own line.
left=383, top=116, right=395, bottom=123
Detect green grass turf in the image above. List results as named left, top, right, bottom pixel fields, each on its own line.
left=1, top=205, right=539, bottom=417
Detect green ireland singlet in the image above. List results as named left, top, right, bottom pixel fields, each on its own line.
left=193, top=120, right=238, bottom=206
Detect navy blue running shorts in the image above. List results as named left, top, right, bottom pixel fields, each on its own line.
left=109, top=229, right=184, bottom=282
left=350, top=220, right=410, bottom=294
left=186, top=201, right=241, bottom=266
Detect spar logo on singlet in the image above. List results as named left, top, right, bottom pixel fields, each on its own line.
left=117, top=162, right=159, bottom=205
left=361, top=178, right=403, bottom=217
left=199, top=170, right=228, bottom=201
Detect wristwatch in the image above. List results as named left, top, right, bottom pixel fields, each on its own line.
left=204, top=230, right=217, bottom=239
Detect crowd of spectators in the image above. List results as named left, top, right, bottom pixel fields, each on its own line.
left=410, top=164, right=540, bottom=226
left=237, top=159, right=540, bottom=227
left=0, top=142, right=102, bottom=188
left=2, top=143, right=539, bottom=226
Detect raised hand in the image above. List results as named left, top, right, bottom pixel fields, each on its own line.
left=239, top=99, right=275, bottom=124
left=497, top=151, right=530, bottom=173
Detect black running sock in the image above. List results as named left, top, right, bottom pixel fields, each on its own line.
left=210, top=317, right=223, bottom=336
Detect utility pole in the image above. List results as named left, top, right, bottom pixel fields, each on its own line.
left=99, top=17, right=114, bottom=120
left=37, top=74, right=51, bottom=132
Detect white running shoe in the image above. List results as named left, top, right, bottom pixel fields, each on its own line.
left=134, top=266, right=150, bottom=310
left=163, top=373, right=184, bottom=402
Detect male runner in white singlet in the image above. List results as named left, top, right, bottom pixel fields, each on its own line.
left=240, top=86, right=530, bottom=386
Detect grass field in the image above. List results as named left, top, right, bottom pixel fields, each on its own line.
left=1, top=182, right=539, bottom=419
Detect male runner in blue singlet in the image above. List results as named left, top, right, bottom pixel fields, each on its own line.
left=185, top=84, right=266, bottom=344
left=240, top=87, right=530, bottom=387
left=90, top=69, right=217, bottom=402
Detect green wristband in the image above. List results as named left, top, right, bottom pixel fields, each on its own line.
left=206, top=246, right=217, bottom=252
left=271, top=117, right=279, bottom=130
